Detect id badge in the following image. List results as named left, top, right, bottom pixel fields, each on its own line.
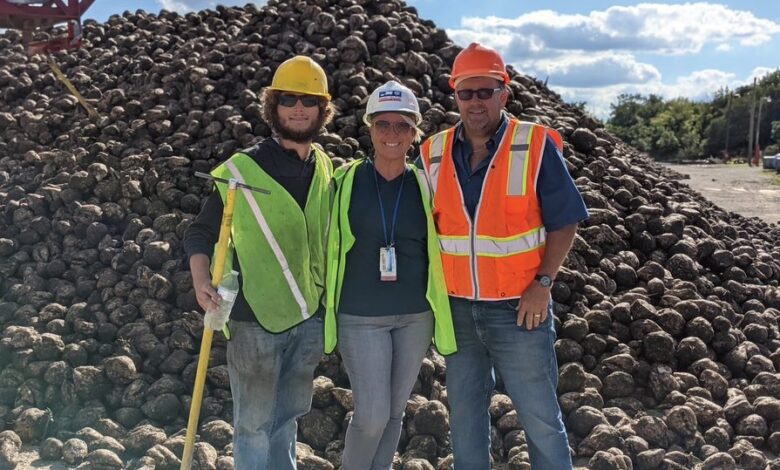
left=379, top=246, right=397, bottom=282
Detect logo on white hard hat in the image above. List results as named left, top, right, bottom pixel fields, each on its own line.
left=378, top=90, right=403, bottom=102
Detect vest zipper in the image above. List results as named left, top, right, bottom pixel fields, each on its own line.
left=469, top=217, right=479, bottom=300
left=466, top=170, right=485, bottom=301
left=471, top=171, right=490, bottom=301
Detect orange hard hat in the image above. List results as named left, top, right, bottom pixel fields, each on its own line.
left=449, top=42, right=510, bottom=89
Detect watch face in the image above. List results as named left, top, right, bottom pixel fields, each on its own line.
left=539, top=276, right=553, bottom=288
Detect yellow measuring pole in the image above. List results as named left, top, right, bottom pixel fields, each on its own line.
left=180, top=179, right=237, bottom=470
left=46, top=55, right=98, bottom=118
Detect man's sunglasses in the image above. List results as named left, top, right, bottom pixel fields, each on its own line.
left=373, top=120, right=413, bottom=134
left=456, top=87, right=504, bottom=101
left=278, top=94, right=322, bottom=108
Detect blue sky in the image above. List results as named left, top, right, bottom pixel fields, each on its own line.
left=82, top=1, right=780, bottom=118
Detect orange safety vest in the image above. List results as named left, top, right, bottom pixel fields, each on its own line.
left=419, top=118, right=563, bottom=300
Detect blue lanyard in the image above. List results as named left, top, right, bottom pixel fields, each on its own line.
left=372, top=161, right=405, bottom=247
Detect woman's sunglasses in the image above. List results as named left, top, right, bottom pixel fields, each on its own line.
left=278, top=94, right=322, bottom=108
left=456, top=87, right=503, bottom=101
left=373, top=120, right=413, bottom=134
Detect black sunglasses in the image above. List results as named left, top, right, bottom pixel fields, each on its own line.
left=456, top=87, right=504, bottom=101
left=373, top=120, right=413, bottom=134
left=278, top=94, right=321, bottom=108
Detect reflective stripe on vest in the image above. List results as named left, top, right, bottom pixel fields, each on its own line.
left=425, top=130, right=452, bottom=194
left=417, top=166, right=433, bottom=207
left=439, top=227, right=546, bottom=257
left=225, top=160, right=310, bottom=320
left=506, top=123, right=534, bottom=196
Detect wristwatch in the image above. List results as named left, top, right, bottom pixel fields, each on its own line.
left=535, top=274, right=553, bottom=288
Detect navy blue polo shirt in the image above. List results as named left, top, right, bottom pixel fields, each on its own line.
left=418, top=113, right=588, bottom=232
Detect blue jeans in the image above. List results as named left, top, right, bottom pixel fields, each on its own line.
left=338, top=311, right=434, bottom=470
left=445, top=297, right=571, bottom=470
left=226, top=317, right=323, bottom=470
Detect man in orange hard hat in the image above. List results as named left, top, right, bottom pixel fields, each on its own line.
left=419, top=43, right=587, bottom=469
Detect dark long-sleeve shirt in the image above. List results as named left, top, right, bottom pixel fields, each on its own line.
left=183, top=137, right=318, bottom=323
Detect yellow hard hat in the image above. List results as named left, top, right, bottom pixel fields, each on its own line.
left=267, top=56, right=331, bottom=101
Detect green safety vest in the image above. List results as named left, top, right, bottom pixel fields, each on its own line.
left=211, top=145, right=333, bottom=334
left=324, top=159, right=457, bottom=355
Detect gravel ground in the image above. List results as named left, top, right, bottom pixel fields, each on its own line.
left=665, top=163, right=780, bottom=225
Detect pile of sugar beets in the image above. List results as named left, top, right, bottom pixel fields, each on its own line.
left=1, top=0, right=779, bottom=468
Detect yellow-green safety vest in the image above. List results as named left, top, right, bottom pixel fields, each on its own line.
left=324, top=159, right=457, bottom=355
left=211, top=145, right=333, bottom=334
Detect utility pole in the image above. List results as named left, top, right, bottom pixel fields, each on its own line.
left=747, top=78, right=757, bottom=166
left=756, top=96, right=772, bottom=165
left=724, top=90, right=732, bottom=159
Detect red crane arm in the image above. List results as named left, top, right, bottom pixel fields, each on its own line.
left=0, top=0, right=93, bottom=28
left=0, top=0, right=95, bottom=53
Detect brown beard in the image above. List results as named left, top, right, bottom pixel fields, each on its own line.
left=273, top=112, right=327, bottom=143
left=262, top=90, right=331, bottom=143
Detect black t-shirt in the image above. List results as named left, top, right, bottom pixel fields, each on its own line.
left=183, top=137, right=319, bottom=324
left=338, top=162, right=431, bottom=316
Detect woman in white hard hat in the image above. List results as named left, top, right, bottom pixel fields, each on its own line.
left=323, top=81, right=457, bottom=469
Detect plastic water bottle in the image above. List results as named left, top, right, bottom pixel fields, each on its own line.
left=204, top=270, right=239, bottom=331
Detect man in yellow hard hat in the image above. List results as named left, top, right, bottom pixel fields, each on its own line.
left=419, top=43, right=587, bottom=469
left=184, top=55, right=335, bottom=470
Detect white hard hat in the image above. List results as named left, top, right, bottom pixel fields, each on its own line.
left=364, top=80, right=421, bottom=126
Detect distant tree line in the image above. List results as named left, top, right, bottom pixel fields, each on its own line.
left=606, top=70, right=780, bottom=161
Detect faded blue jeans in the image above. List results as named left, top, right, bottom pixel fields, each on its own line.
left=226, top=316, right=323, bottom=470
left=339, top=311, right=434, bottom=470
left=445, top=297, right=572, bottom=470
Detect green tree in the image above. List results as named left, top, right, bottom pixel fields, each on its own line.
left=649, top=98, right=703, bottom=160
left=607, top=94, right=667, bottom=155
left=606, top=94, right=643, bottom=142
left=604, top=70, right=780, bottom=161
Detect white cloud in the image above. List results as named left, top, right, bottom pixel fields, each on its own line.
left=557, top=68, right=773, bottom=119
left=447, top=29, right=517, bottom=56
left=670, top=69, right=738, bottom=99
left=159, top=0, right=192, bottom=12
left=447, top=3, right=780, bottom=58
left=156, top=0, right=266, bottom=13
left=526, top=52, right=661, bottom=88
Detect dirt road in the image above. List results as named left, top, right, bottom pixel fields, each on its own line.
left=664, top=163, right=780, bottom=225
